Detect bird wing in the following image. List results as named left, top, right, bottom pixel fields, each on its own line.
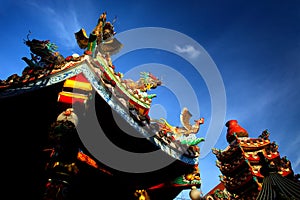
left=180, top=107, right=193, bottom=130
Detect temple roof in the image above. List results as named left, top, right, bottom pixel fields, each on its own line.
left=0, top=37, right=204, bottom=199
left=205, top=182, right=226, bottom=196
left=209, top=120, right=299, bottom=199
left=256, top=172, right=300, bottom=200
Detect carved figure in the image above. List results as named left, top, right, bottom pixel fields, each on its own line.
left=134, top=189, right=151, bottom=200
left=75, top=11, right=123, bottom=55
left=122, top=72, right=162, bottom=92
left=24, top=32, right=65, bottom=67
left=258, top=129, right=270, bottom=140
left=56, top=108, right=78, bottom=127
left=184, top=164, right=201, bottom=182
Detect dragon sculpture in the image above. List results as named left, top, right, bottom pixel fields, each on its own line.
left=122, top=72, right=162, bottom=99
left=23, top=32, right=65, bottom=68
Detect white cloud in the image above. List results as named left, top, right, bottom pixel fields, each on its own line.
left=175, top=44, right=201, bottom=59
left=50, top=10, right=80, bottom=49
left=26, top=1, right=80, bottom=49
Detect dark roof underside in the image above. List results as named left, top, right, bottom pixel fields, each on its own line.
left=0, top=81, right=194, bottom=200
left=256, top=172, right=300, bottom=200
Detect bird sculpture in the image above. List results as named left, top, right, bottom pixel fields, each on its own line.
left=153, top=107, right=204, bottom=137
left=179, top=107, right=204, bottom=136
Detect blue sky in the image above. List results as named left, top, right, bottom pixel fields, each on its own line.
left=1, top=0, right=300, bottom=199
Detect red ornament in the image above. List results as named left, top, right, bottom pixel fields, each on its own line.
left=225, top=119, right=248, bottom=143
